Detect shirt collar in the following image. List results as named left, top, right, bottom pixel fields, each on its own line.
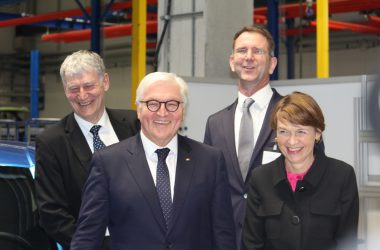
left=140, top=131, right=178, bottom=161
left=238, top=84, right=273, bottom=111
left=273, top=149, right=327, bottom=189
left=74, top=108, right=109, bottom=134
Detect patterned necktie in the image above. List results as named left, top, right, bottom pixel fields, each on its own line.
left=238, top=98, right=255, bottom=180
left=155, top=148, right=172, bottom=229
left=90, top=125, right=106, bottom=151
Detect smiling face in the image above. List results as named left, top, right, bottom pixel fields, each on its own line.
left=64, top=70, right=109, bottom=124
left=276, top=119, right=321, bottom=173
left=229, top=31, right=277, bottom=95
left=137, top=80, right=184, bottom=147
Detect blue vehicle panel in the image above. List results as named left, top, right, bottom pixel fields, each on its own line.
left=0, top=141, right=35, bottom=168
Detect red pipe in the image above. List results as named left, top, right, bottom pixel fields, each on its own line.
left=0, top=0, right=157, bottom=28
left=254, top=0, right=380, bottom=19
left=125, top=12, right=157, bottom=20
left=309, top=20, right=380, bottom=35
left=2, top=0, right=378, bottom=42
left=367, top=15, right=380, bottom=24
left=254, top=15, right=267, bottom=25
left=146, top=42, right=156, bottom=49
left=42, top=20, right=157, bottom=43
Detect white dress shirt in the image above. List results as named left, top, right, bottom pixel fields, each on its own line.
left=234, top=84, right=273, bottom=156
left=74, top=109, right=119, bottom=153
left=140, top=131, right=178, bottom=201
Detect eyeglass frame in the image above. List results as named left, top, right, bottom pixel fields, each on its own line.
left=233, top=47, right=269, bottom=57
left=139, top=100, right=184, bottom=112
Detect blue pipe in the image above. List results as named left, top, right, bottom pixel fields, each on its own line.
left=267, top=0, right=279, bottom=80
left=30, top=50, right=39, bottom=119
left=91, top=0, right=102, bottom=54
left=286, top=18, right=295, bottom=79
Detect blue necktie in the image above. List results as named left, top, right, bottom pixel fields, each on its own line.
left=90, top=125, right=106, bottom=151
left=238, top=98, right=255, bottom=180
left=155, top=148, right=172, bottom=229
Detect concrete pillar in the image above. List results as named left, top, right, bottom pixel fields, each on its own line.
left=157, top=0, right=252, bottom=78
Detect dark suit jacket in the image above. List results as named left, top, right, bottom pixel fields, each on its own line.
left=35, top=108, right=139, bottom=249
left=243, top=149, right=359, bottom=250
left=71, top=134, right=236, bottom=250
left=204, top=88, right=282, bottom=248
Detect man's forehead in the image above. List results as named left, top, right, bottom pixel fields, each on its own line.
left=65, top=71, right=98, bottom=82
left=145, top=82, right=180, bottom=95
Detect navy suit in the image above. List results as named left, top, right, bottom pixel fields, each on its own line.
left=71, top=134, right=236, bottom=250
left=204, top=89, right=283, bottom=248
left=35, top=109, right=139, bottom=249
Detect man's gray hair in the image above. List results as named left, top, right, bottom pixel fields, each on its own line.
left=60, top=50, right=106, bottom=86
left=136, top=72, right=188, bottom=105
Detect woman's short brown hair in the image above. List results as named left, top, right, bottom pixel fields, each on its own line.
left=270, top=91, right=325, bottom=133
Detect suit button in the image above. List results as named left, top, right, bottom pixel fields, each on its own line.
left=243, top=193, right=248, bottom=199
left=291, top=215, right=300, bottom=225
left=166, top=242, right=173, bottom=249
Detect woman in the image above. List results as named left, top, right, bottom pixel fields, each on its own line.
left=243, top=91, right=359, bottom=250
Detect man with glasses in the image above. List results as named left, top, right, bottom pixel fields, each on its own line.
left=71, top=72, right=236, bottom=250
left=35, top=50, right=140, bottom=250
left=204, top=25, right=282, bottom=249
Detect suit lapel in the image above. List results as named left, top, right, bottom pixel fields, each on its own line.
left=168, top=135, right=194, bottom=233
left=65, top=114, right=92, bottom=172
left=249, top=90, right=281, bottom=173
left=124, top=135, right=167, bottom=232
left=107, top=108, right=130, bottom=140
left=222, top=100, right=244, bottom=182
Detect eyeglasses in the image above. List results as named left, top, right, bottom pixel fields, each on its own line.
left=234, top=47, right=266, bottom=57
left=140, top=100, right=183, bottom=112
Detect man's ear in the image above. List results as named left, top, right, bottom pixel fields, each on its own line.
left=229, top=54, right=235, bottom=72
left=103, top=73, right=110, bottom=91
left=268, top=56, right=278, bottom=75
